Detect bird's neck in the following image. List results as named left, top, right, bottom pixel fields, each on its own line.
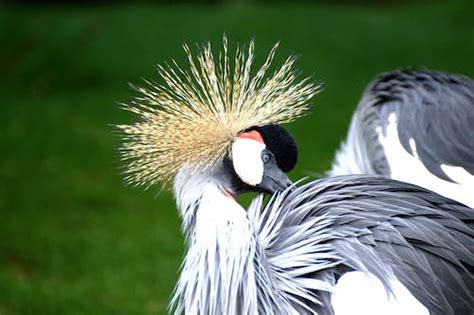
left=171, top=171, right=260, bottom=314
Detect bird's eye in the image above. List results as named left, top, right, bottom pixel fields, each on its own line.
left=261, top=150, right=272, bottom=164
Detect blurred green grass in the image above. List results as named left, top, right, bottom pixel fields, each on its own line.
left=1, top=1, right=473, bottom=314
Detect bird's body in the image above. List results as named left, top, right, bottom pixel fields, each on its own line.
left=118, top=39, right=474, bottom=315
left=330, top=70, right=474, bottom=207
left=172, top=172, right=474, bottom=314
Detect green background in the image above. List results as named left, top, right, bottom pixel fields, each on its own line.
left=1, top=1, right=473, bottom=314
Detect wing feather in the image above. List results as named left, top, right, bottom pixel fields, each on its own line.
left=252, top=175, right=474, bottom=314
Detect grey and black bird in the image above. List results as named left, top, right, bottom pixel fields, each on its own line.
left=330, top=70, right=474, bottom=207
left=118, top=39, right=474, bottom=314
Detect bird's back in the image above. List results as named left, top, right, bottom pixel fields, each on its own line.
left=368, top=70, right=474, bottom=178
left=330, top=70, right=474, bottom=206
left=251, top=175, right=474, bottom=315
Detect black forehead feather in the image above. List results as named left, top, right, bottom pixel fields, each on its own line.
left=248, top=125, right=298, bottom=172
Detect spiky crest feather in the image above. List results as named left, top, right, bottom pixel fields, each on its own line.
left=117, top=37, right=319, bottom=187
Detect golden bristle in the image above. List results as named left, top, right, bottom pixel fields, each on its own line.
left=117, top=37, right=320, bottom=187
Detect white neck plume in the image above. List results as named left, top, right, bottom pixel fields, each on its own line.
left=171, top=168, right=259, bottom=314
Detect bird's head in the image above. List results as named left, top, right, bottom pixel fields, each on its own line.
left=117, top=37, right=318, bottom=199
left=225, top=125, right=296, bottom=195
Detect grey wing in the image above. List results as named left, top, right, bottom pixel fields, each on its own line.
left=254, top=175, right=474, bottom=315
left=365, top=69, right=474, bottom=181
left=324, top=176, right=474, bottom=315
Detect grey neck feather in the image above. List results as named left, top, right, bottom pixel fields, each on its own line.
left=170, top=166, right=324, bottom=314
left=170, top=167, right=279, bottom=314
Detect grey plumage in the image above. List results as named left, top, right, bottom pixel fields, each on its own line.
left=249, top=175, right=474, bottom=315
left=371, top=70, right=474, bottom=180
left=330, top=69, right=474, bottom=181
left=172, top=168, right=474, bottom=314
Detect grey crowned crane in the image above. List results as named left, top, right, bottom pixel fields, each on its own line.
left=330, top=70, right=474, bottom=207
left=118, top=39, right=474, bottom=315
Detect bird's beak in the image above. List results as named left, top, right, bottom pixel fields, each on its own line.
left=257, top=162, right=293, bottom=194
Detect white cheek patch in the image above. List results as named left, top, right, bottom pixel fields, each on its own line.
left=232, top=138, right=266, bottom=186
